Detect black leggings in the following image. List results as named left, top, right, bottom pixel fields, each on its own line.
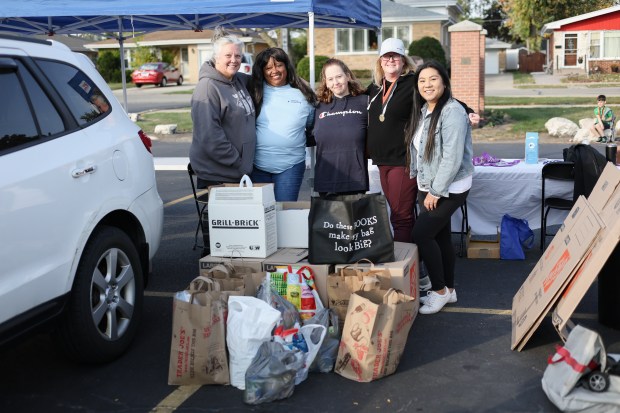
left=413, top=190, right=469, bottom=291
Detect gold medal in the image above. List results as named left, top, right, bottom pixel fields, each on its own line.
left=379, top=114, right=385, bottom=122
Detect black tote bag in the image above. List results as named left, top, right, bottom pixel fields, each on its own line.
left=307, top=193, right=395, bottom=264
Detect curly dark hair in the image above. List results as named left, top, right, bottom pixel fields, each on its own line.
left=316, top=58, right=366, bottom=103
left=249, top=47, right=316, bottom=115
left=405, top=60, right=452, bottom=163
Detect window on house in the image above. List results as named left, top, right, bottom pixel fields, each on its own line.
left=381, top=26, right=411, bottom=50
left=336, top=28, right=379, bottom=53
left=589, top=33, right=600, bottom=58
left=589, top=31, right=620, bottom=59
left=603, top=31, right=620, bottom=58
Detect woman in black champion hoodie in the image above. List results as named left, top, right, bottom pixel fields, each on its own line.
left=311, top=59, right=368, bottom=195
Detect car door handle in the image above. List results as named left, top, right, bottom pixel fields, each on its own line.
left=72, top=165, right=97, bottom=178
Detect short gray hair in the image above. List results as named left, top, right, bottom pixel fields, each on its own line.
left=211, top=26, right=243, bottom=61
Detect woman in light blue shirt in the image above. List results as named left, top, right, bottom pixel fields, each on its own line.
left=249, top=48, right=316, bottom=201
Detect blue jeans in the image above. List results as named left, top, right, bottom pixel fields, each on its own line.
left=250, top=161, right=306, bottom=202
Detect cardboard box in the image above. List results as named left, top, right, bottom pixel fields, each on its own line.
left=466, top=230, right=500, bottom=259
left=511, top=196, right=603, bottom=351
left=276, top=201, right=310, bottom=248
left=525, top=132, right=539, bottom=164
left=199, top=254, right=266, bottom=276
left=207, top=182, right=277, bottom=258
left=552, top=164, right=620, bottom=339
left=261, top=248, right=332, bottom=308
left=334, top=241, right=420, bottom=300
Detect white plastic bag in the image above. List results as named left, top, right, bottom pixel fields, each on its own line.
left=295, top=324, right=326, bottom=384
left=226, top=296, right=281, bottom=389
left=542, top=324, right=620, bottom=412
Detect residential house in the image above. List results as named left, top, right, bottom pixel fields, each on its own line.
left=85, top=30, right=268, bottom=83
left=541, top=5, right=620, bottom=75
left=315, top=0, right=463, bottom=71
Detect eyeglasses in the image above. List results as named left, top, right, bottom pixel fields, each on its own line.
left=381, top=53, right=401, bottom=62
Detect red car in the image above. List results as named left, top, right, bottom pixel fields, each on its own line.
left=131, top=62, right=183, bottom=87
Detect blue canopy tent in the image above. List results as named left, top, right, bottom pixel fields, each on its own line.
left=0, top=0, right=381, bottom=109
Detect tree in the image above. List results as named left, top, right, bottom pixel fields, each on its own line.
left=289, top=30, right=308, bottom=67
left=408, top=37, right=447, bottom=68
left=482, top=1, right=514, bottom=43
left=132, top=44, right=158, bottom=67
left=501, top=0, right=616, bottom=51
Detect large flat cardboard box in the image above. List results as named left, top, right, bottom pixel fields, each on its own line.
left=276, top=201, right=310, bottom=248
left=467, top=230, right=500, bottom=259
left=553, top=164, right=620, bottom=339
left=511, top=196, right=603, bottom=351
left=199, top=254, right=266, bottom=276
left=207, top=182, right=277, bottom=258
left=261, top=248, right=332, bottom=308
left=334, top=241, right=420, bottom=300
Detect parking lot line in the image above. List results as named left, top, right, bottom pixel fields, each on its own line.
left=151, top=384, right=201, bottom=413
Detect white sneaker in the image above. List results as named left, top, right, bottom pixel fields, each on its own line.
left=420, top=288, right=457, bottom=305
left=419, top=289, right=452, bottom=314
left=419, top=275, right=432, bottom=292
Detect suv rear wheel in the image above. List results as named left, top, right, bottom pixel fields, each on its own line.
left=54, top=226, right=144, bottom=363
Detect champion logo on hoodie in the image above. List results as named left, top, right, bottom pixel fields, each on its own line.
left=319, top=109, right=363, bottom=119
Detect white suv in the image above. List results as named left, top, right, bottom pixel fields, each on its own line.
left=0, top=35, right=164, bottom=363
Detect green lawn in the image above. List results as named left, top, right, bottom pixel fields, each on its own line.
left=137, top=112, right=193, bottom=134
left=499, top=107, right=592, bottom=134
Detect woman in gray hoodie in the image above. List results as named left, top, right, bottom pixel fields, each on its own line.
left=189, top=28, right=256, bottom=189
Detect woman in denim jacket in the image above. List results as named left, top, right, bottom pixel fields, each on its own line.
left=405, top=60, right=474, bottom=315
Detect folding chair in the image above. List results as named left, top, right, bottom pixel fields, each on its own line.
left=455, top=200, right=469, bottom=257
left=540, top=161, right=575, bottom=251
left=187, top=163, right=210, bottom=254
left=604, top=115, right=616, bottom=142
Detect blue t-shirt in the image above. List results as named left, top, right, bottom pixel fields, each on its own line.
left=254, top=83, right=314, bottom=173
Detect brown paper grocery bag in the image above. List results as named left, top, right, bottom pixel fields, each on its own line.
left=203, top=263, right=257, bottom=297
left=168, top=277, right=230, bottom=385
left=327, top=260, right=391, bottom=326
left=334, top=288, right=416, bottom=382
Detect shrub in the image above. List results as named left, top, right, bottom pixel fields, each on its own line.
left=408, top=37, right=447, bottom=68
left=611, top=64, right=619, bottom=73
left=96, top=50, right=122, bottom=83
left=480, top=109, right=508, bottom=128
left=352, top=69, right=372, bottom=79
left=296, top=55, right=330, bottom=82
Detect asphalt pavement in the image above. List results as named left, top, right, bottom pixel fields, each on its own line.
left=2, top=74, right=618, bottom=413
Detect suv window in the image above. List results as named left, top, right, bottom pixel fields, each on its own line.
left=0, top=59, right=64, bottom=152
left=36, top=59, right=111, bottom=125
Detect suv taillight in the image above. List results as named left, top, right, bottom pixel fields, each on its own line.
left=138, top=130, right=152, bottom=154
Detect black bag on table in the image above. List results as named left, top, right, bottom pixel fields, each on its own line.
left=308, top=193, right=395, bottom=264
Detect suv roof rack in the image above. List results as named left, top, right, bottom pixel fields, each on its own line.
left=0, top=33, right=52, bottom=46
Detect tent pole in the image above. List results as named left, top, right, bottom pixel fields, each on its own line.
left=308, top=12, right=315, bottom=90
left=307, top=11, right=316, bottom=195
left=118, top=17, right=128, bottom=112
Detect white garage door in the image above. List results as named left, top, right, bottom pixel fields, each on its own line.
left=485, top=51, right=499, bottom=74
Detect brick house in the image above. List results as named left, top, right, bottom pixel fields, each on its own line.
left=85, top=30, right=268, bottom=83
left=314, top=0, right=463, bottom=71
left=541, top=5, right=620, bottom=75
